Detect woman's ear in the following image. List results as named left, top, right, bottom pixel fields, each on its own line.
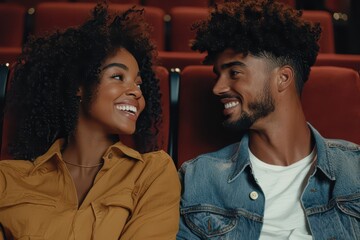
left=277, top=66, right=294, bottom=92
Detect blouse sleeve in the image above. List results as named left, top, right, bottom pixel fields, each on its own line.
left=120, top=152, right=181, bottom=240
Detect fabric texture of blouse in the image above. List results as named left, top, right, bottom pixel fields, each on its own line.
left=0, top=139, right=180, bottom=240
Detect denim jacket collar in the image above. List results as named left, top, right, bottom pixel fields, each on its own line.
left=228, top=134, right=250, bottom=183
left=228, top=123, right=337, bottom=183
left=309, top=124, right=336, bottom=181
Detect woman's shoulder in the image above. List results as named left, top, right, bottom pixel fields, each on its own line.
left=140, top=150, right=174, bottom=168
left=0, top=159, right=34, bottom=174
left=0, top=160, right=35, bottom=194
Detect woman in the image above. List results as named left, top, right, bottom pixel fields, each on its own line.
left=0, top=3, right=180, bottom=239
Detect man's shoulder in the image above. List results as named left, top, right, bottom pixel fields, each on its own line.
left=324, top=138, right=360, bottom=162
left=325, top=138, right=360, bottom=152
left=319, top=138, right=360, bottom=183
left=179, top=142, right=241, bottom=174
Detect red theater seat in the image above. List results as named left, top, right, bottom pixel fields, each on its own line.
left=315, top=53, right=360, bottom=73
left=74, top=0, right=140, bottom=3
left=213, top=0, right=295, bottom=7
left=0, top=48, right=22, bottom=65
left=169, top=7, right=208, bottom=52
left=302, top=10, right=335, bottom=53
left=0, top=4, right=26, bottom=48
left=302, top=66, right=360, bottom=144
left=143, top=0, right=208, bottom=14
left=3, top=0, right=68, bottom=10
left=157, top=51, right=205, bottom=70
left=33, top=2, right=165, bottom=50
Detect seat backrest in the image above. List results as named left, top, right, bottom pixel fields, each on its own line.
left=213, top=0, right=295, bottom=7
left=302, top=10, right=335, bottom=53
left=75, top=0, right=140, bottom=3
left=4, top=0, right=67, bottom=10
left=0, top=48, right=22, bottom=65
left=176, top=65, right=239, bottom=167
left=0, top=3, right=26, bottom=47
left=157, top=51, right=205, bottom=71
left=143, top=0, right=208, bottom=14
left=302, top=66, right=360, bottom=144
left=315, top=53, right=360, bottom=73
left=1, top=66, right=170, bottom=159
left=33, top=2, right=165, bottom=50
left=169, top=7, right=208, bottom=52
left=154, top=66, right=171, bottom=152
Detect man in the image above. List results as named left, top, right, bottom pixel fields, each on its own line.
left=177, top=0, right=360, bottom=239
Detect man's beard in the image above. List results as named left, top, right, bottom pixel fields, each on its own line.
left=223, top=82, right=275, bottom=131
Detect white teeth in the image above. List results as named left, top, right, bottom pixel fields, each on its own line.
left=116, top=105, right=137, bottom=114
left=224, top=101, right=239, bottom=109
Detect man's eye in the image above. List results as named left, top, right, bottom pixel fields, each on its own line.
left=230, top=70, right=240, bottom=77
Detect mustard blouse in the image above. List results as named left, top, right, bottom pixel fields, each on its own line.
left=0, top=139, right=180, bottom=240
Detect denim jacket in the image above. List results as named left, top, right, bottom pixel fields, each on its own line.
left=177, top=126, right=360, bottom=240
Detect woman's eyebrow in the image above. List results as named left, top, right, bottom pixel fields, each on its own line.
left=102, top=63, right=128, bottom=71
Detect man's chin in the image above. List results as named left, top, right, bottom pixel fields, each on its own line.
left=223, top=118, right=252, bottom=132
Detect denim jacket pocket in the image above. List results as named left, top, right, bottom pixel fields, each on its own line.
left=336, top=194, right=360, bottom=218
left=336, top=194, right=360, bottom=237
left=181, top=204, right=238, bottom=239
left=308, top=194, right=360, bottom=239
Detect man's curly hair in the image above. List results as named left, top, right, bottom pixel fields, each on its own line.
left=191, top=0, right=321, bottom=95
left=6, top=3, right=161, bottom=160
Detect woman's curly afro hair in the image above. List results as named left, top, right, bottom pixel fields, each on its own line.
left=7, top=3, right=161, bottom=160
left=191, top=0, right=321, bottom=95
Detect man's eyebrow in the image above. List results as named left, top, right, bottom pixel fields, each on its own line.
left=102, top=63, right=129, bottom=71
left=220, top=61, right=246, bottom=70
left=213, top=61, right=246, bottom=74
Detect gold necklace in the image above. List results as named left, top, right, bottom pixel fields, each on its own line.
left=63, top=160, right=103, bottom=168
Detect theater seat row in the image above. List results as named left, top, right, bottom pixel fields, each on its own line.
left=0, top=0, right=296, bottom=13
left=2, top=2, right=360, bottom=73
left=1, top=64, right=360, bottom=167
left=0, top=2, right=337, bottom=55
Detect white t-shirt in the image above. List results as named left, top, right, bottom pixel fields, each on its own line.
left=249, top=148, right=316, bottom=240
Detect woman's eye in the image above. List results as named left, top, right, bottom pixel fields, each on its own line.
left=112, top=74, right=123, bottom=81
left=136, top=82, right=142, bottom=89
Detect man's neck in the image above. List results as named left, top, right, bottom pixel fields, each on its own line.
left=248, top=112, right=313, bottom=166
